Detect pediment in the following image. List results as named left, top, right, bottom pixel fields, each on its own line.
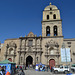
left=27, top=32, right=35, bottom=37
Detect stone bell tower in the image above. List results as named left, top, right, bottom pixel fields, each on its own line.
left=42, top=3, right=63, bottom=37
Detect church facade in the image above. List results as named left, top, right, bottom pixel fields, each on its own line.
left=0, top=3, right=75, bottom=67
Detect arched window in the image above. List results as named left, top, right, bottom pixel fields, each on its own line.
left=46, top=26, right=50, bottom=36
left=47, top=15, right=49, bottom=20
left=53, top=14, right=56, bottom=19
left=53, top=26, right=58, bottom=36
left=50, top=50, right=54, bottom=54
left=49, top=47, right=54, bottom=55
left=9, top=48, right=14, bottom=54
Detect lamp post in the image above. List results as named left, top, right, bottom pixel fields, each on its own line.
left=45, top=43, right=49, bottom=66
left=62, top=43, right=67, bottom=66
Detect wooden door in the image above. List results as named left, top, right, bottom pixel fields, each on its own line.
left=49, top=59, right=55, bottom=68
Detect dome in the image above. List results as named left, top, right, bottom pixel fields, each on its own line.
left=44, top=3, right=58, bottom=11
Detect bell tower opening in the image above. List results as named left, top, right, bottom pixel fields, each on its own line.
left=50, top=7, right=52, bottom=10
left=42, top=3, right=63, bottom=37
left=47, top=15, right=49, bottom=20
left=53, top=14, right=56, bottom=19
left=54, top=26, right=58, bottom=36
left=46, top=26, right=50, bottom=36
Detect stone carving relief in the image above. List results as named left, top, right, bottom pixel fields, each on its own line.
left=46, top=39, right=57, bottom=47
left=8, top=41, right=17, bottom=48
left=6, top=41, right=17, bottom=55
left=45, top=39, right=59, bottom=55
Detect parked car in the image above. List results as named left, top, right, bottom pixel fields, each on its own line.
left=71, top=64, right=75, bottom=72
left=53, top=65, right=70, bottom=74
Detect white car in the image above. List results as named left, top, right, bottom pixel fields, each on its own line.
left=71, top=64, right=75, bottom=72
left=53, top=66, right=70, bottom=74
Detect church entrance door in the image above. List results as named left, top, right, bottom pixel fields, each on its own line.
left=49, top=59, right=55, bottom=68
left=26, top=56, right=33, bottom=67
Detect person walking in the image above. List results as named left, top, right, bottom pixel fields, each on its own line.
left=1, top=67, right=5, bottom=75
left=51, top=66, right=53, bottom=72
left=50, top=66, right=51, bottom=72
left=18, top=69, right=25, bottom=75
left=46, top=66, right=48, bottom=72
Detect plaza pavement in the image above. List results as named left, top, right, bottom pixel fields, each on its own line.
left=15, top=69, right=67, bottom=75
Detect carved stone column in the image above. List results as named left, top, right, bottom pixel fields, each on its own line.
left=51, top=25, right=53, bottom=36
left=39, top=53, right=42, bottom=63
left=40, top=38, right=42, bottom=48
left=18, top=52, right=20, bottom=65
left=23, top=52, right=26, bottom=65
left=25, top=39, right=26, bottom=50
left=35, top=38, right=37, bottom=49
left=13, top=47, right=15, bottom=62
left=13, top=56, right=15, bottom=62
left=20, top=39, right=22, bottom=49
left=18, top=39, right=22, bottom=65
left=35, top=52, right=36, bottom=65
left=5, top=46, right=8, bottom=60
left=39, top=38, right=42, bottom=63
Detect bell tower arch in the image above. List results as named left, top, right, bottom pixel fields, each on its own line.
left=42, top=3, right=63, bottom=37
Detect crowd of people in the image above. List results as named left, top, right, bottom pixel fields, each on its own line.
left=0, top=64, right=55, bottom=75
left=0, top=66, right=6, bottom=75
left=38, top=65, right=54, bottom=72
left=0, top=65, right=26, bottom=75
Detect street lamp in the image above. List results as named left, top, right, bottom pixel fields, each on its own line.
left=45, top=43, right=49, bottom=66
left=62, top=42, right=67, bottom=66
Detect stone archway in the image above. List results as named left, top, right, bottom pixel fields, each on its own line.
left=26, top=56, right=33, bottom=67
left=8, top=58, right=12, bottom=62
left=49, top=59, right=55, bottom=68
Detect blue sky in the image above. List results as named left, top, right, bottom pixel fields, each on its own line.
left=0, top=0, right=75, bottom=43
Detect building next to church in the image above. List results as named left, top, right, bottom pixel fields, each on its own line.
left=0, top=3, right=75, bottom=67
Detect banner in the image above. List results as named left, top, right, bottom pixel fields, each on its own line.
left=61, top=48, right=71, bottom=62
